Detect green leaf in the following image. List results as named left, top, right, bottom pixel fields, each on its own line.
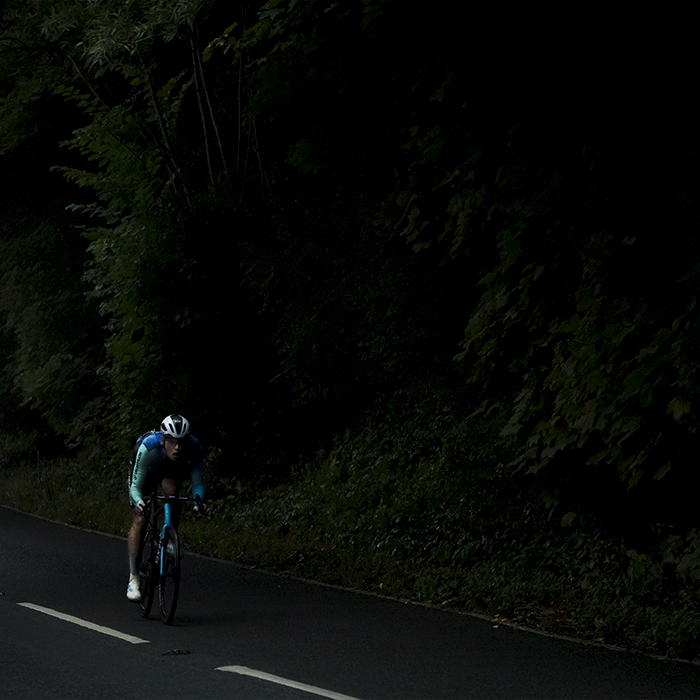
left=561, top=511, right=576, bottom=527
left=654, top=462, right=672, bottom=480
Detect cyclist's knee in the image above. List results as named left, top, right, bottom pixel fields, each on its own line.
left=129, top=517, right=147, bottom=545
left=132, top=508, right=149, bottom=525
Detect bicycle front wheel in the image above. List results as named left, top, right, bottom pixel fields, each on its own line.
left=159, top=525, right=180, bottom=625
left=139, top=526, right=156, bottom=618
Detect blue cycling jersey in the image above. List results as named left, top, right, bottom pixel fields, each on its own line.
left=129, top=432, right=205, bottom=506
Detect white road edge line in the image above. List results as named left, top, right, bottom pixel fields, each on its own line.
left=17, top=603, right=150, bottom=645
left=216, top=666, right=362, bottom=700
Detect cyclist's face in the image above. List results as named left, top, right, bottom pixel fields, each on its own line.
left=162, top=436, right=185, bottom=461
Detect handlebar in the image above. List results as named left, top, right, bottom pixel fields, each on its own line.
left=153, top=494, right=207, bottom=517
left=154, top=495, right=202, bottom=502
left=138, top=494, right=207, bottom=519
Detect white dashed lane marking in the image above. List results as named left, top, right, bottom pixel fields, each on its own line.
left=18, top=602, right=363, bottom=697
left=217, top=665, right=363, bottom=700
left=18, top=602, right=150, bottom=645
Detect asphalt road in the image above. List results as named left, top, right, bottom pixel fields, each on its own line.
left=2, top=505, right=700, bottom=699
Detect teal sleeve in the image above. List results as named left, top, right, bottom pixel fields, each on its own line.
left=129, top=443, right=150, bottom=505
left=192, top=471, right=205, bottom=501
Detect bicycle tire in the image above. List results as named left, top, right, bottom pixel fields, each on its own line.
left=159, top=524, right=180, bottom=625
left=139, top=526, right=156, bottom=618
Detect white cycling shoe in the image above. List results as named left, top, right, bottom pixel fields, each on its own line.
left=126, top=575, right=142, bottom=603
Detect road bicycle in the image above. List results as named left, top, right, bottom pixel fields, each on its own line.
left=138, top=493, right=203, bottom=625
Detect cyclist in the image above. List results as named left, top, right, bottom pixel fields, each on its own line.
left=126, top=414, right=207, bottom=602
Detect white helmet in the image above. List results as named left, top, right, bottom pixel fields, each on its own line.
left=160, top=414, right=190, bottom=439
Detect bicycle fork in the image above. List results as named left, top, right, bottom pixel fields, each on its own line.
left=159, top=499, right=174, bottom=577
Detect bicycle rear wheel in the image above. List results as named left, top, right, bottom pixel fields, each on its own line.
left=159, top=525, right=180, bottom=625
left=139, top=526, right=156, bottom=618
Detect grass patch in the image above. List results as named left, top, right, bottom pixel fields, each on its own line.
left=1, top=458, right=131, bottom=534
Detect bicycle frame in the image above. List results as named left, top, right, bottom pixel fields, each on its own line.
left=139, top=494, right=199, bottom=625
left=159, top=497, right=175, bottom=578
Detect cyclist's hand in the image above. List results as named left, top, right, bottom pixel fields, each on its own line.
left=135, top=500, right=148, bottom=517
left=193, top=500, right=208, bottom=518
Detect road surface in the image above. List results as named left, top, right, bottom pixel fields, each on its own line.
left=2, top=506, right=699, bottom=699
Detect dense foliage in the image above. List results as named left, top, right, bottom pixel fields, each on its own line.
left=2, top=0, right=700, bottom=650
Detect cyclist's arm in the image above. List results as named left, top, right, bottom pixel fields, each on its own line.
left=129, top=442, right=152, bottom=508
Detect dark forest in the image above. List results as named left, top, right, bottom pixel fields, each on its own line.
left=2, top=0, right=699, bottom=658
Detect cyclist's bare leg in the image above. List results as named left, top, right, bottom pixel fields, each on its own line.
left=128, top=509, right=150, bottom=576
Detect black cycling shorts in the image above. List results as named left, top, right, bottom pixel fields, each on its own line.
left=128, top=456, right=190, bottom=507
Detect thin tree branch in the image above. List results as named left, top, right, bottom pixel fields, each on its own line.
left=193, top=26, right=231, bottom=188
left=188, top=28, right=215, bottom=190
left=141, top=63, right=191, bottom=203
left=237, top=59, right=243, bottom=173
left=251, top=114, right=268, bottom=191
left=66, top=53, right=110, bottom=108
